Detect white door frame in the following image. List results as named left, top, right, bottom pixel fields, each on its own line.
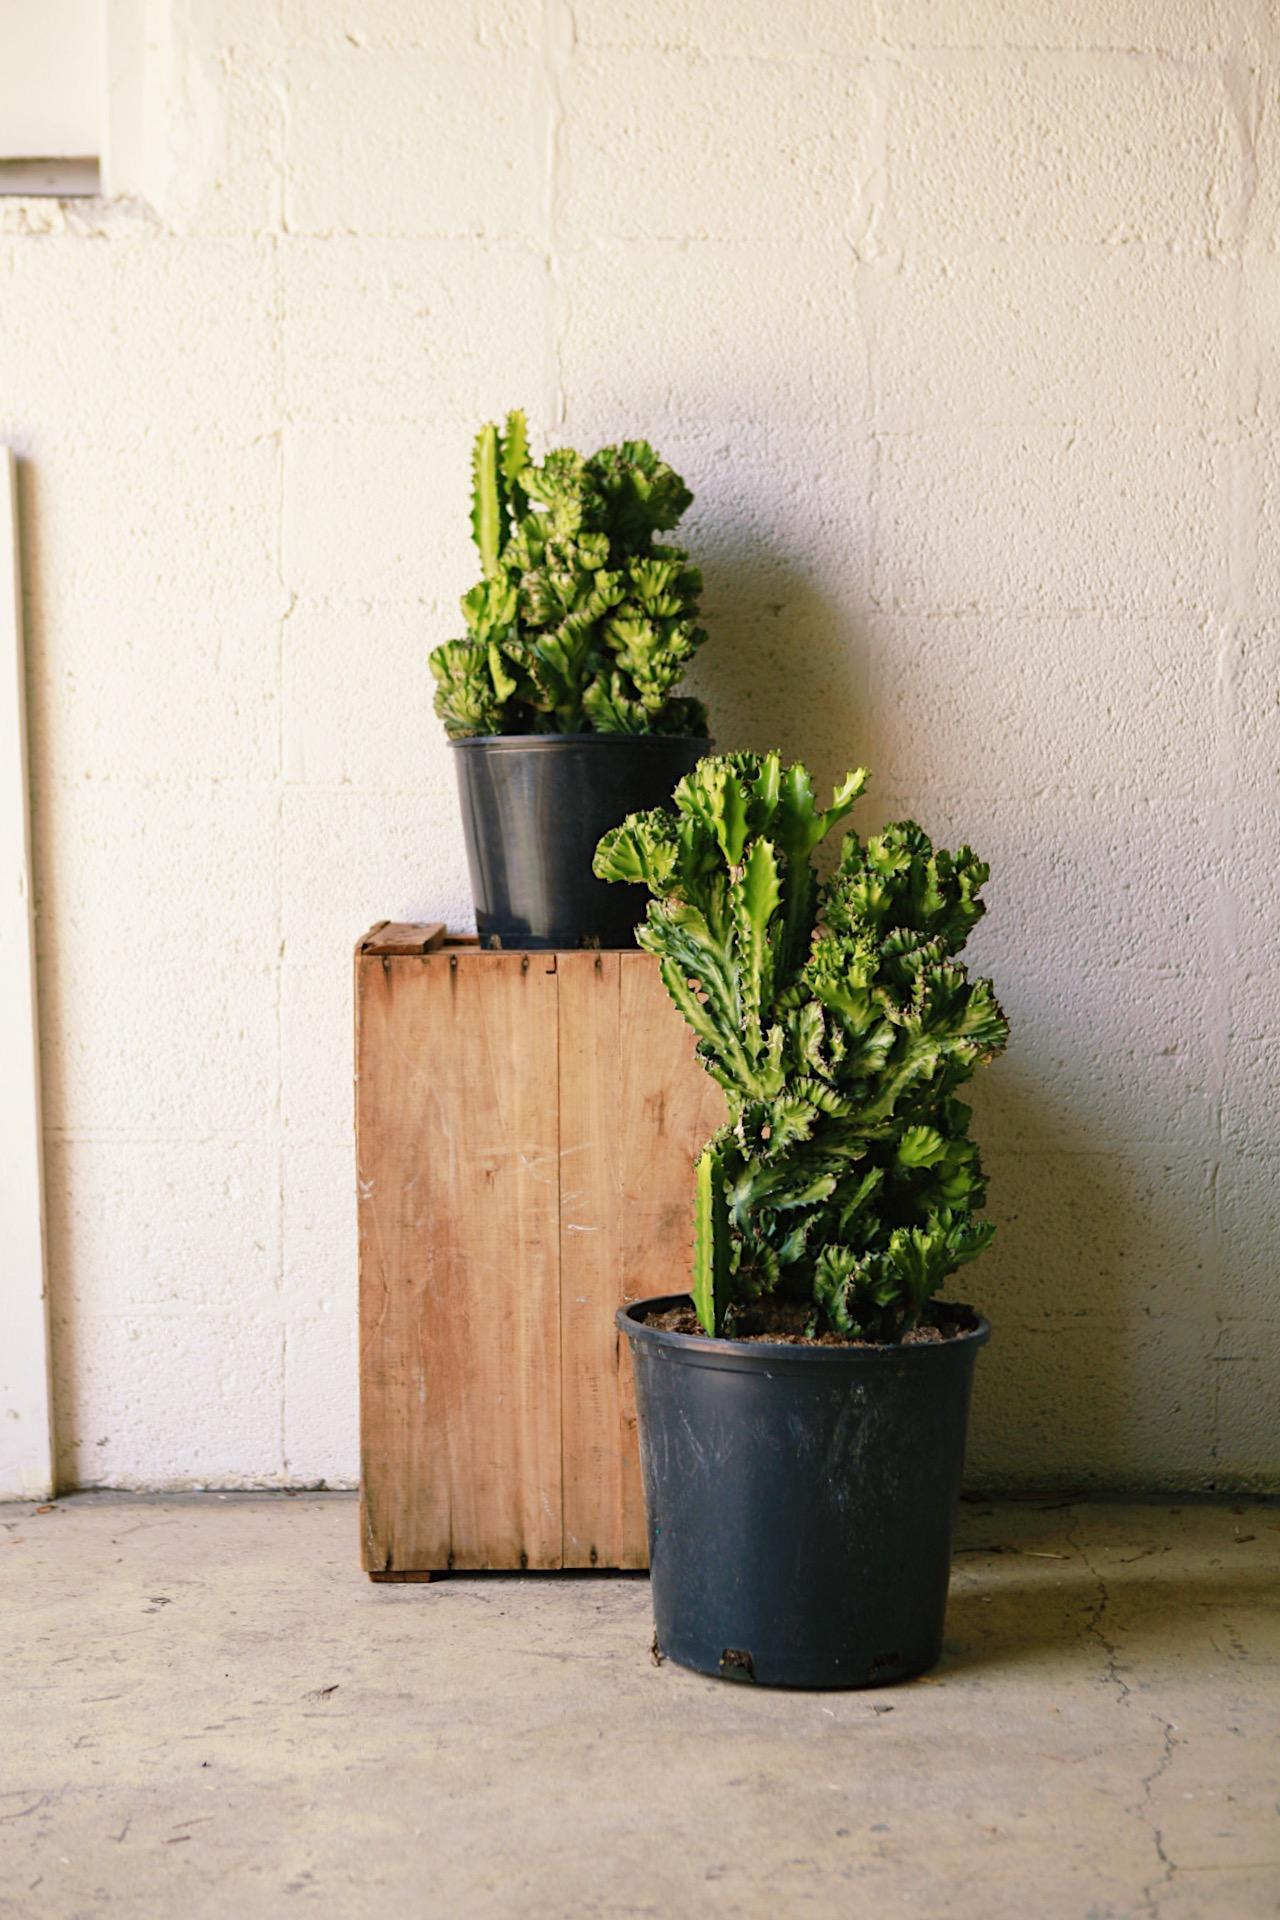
left=0, top=450, right=54, bottom=1500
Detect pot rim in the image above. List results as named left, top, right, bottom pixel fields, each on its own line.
left=617, top=1293, right=991, bottom=1367
left=448, top=733, right=713, bottom=752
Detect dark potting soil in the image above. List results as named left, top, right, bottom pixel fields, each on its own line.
left=642, top=1299, right=979, bottom=1348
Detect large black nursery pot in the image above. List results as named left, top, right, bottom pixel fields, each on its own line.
left=619, top=1296, right=990, bottom=1689
left=451, top=734, right=708, bottom=950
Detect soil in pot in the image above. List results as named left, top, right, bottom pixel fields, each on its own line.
left=640, top=1299, right=980, bottom=1347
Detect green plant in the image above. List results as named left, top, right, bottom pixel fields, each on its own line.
left=429, top=411, right=711, bottom=739
left=594, top=752, right=1009, bottom=1339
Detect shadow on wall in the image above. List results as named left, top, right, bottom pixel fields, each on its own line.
left=673, top=512, right=1230, bottom=1493
left=682, top=533, right=870, bottom=808
left=962, top=1075, right=1220, bottom=1493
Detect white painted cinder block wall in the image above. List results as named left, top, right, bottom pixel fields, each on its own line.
left=6, top=0, right=1277, bottom=1492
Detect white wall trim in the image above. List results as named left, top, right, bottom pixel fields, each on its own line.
left=0, top=451, right=54, bottom=1501
left=102, top=0, right=149, bottom=200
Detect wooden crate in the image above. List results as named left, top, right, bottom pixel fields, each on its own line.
left=355, top=922, right=725, bottom=1578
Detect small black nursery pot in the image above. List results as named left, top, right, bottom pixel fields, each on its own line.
left=619, top=1297, right=990, bottom=1690
left=451, top=734, right=707, bottom=950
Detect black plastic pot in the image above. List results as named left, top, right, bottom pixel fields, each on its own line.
left=618, top=1296, right=990, bottom=1689
left=450, top=734, right=709, bottom=950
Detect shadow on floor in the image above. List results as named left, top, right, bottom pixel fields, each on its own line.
left=941, top=1563, right=1277, bottom=1677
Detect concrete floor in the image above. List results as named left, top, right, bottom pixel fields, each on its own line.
left=1, top=1497, right=1276, bottom=1920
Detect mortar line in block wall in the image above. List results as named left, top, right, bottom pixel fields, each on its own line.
left=273, top=23, right=291, bottom=237
left=274, top=215, right=289, bottom=1477
left=275, top=809, right=288, bottom=1475
left=860, top=51, right=889, bottom=616
left=279, top=1326, right=289, bottom=1479
left=1203, top=46, right=1264, bottom=1477
left=542, top=0, right=571, bottom=433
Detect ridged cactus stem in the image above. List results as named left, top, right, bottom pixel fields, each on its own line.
left=692, top=1143, right=732, bottom=1336
left=470, top=421, right=505, bottom=577
left=500, top=409, right=529, bottom=522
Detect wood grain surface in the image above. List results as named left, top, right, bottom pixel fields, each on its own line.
left=357, top=933, right=722, bottom=1574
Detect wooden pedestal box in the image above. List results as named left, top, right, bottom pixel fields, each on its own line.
left=355, top=921, right=725, bottom=1578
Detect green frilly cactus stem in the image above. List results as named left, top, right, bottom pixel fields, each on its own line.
left=594, top=753, right=1010, bottom=1339
left=429, top=411, right=711, bottom=740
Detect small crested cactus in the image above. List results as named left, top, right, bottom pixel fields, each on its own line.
left=594, top=753, right=1009, bottom=1340
left=429, top=411, right=711, bottom=739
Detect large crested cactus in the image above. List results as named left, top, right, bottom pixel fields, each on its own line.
left=429, top=412, right=711, bottom=740
left=594, top=753, right=1009, bottom=1339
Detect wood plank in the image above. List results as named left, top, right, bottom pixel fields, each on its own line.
left=558, top=951, right=726, bottom=1568
left=0, top=449, right=54, bottom=1501
left=360, top=921, right=446, bottom=956
left=557, top=953, right=623, bottom=1567
left=357, top=949, right=562, bottom=1573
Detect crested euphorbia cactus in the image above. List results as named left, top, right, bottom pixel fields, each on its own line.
left=594, top=753, right=1009, bottom=1339
left=429, top=411, right=710, bottom=739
